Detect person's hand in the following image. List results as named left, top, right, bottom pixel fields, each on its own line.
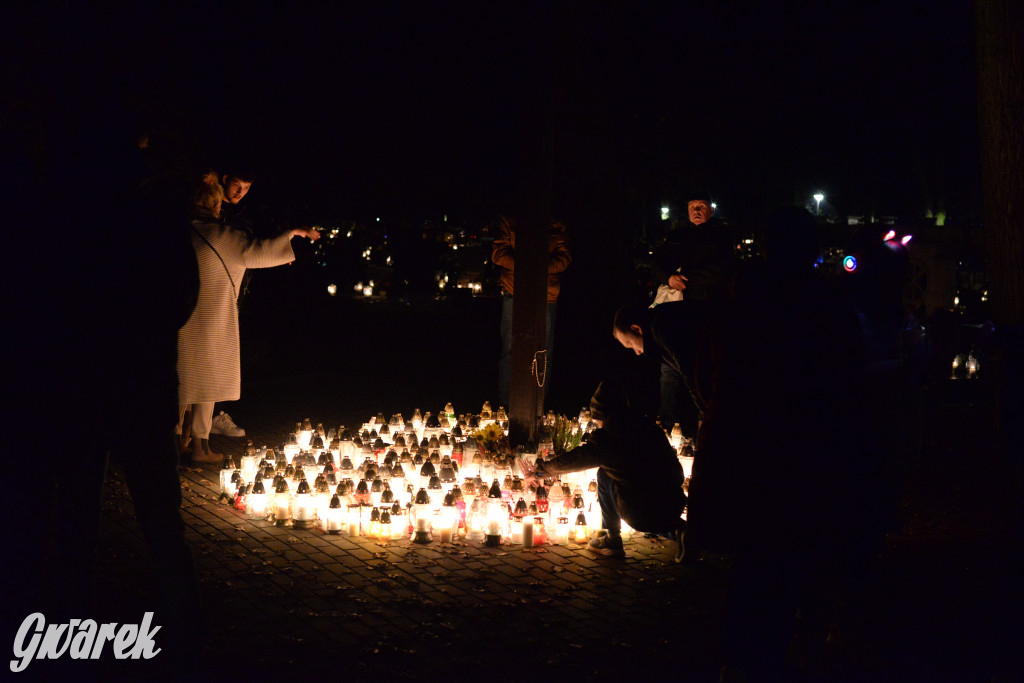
left=668, top=273, right=688, bottom=291
left=520, top=458, right=542, bottom=487
left=292, top=227, right=320, bottom=241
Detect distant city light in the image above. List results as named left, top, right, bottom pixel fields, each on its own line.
left=376, top=217, right=380, bottom=222
left=711, top=202, right=717, bottom=211
left=346, top=231, right=352, bottom=238
left=901, top=235, right=913, bottom=245
left=813, top=192, right=824, bottom=216
left=883, top=230, right=896, bottom=241
left=842, top=255, right=858, bottom=272
left=327, top=284, right=337, bottom=296
left=661, top=206, right=670, bottom=220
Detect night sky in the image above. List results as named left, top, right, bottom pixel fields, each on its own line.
left=3, top=2, right=980, bottom=228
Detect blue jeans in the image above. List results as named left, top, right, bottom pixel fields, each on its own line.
left=597, top=468, right=623, bottom=537
left=598, top=467, right=681, bottom=539
left=498, top=295, right=557, bottom=407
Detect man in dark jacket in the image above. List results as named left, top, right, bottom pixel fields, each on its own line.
left=528, top=381, right=686, bottom=561
left=651, top=191, right=735, bottom=301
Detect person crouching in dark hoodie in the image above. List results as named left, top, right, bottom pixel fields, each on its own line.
left=530, top=380, right=687, bottom=561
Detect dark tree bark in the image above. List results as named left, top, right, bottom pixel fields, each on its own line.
left=976, top=0, right=1024, bottom=326
left=975, top=5, right=1024, bottom=675
left=508, top=10, right=556, bottom=443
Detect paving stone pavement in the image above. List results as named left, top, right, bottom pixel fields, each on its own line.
left=91, top=428, right=731, bottom=682
left=82, top=400, right=1021, bottom=683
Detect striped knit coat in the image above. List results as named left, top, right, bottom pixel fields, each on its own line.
left=177, top=216, right=295, bottom=405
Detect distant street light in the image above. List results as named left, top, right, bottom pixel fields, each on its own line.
left=661, top=206, right=670, bottom=221
left=813, top=192, right=825, bottom=216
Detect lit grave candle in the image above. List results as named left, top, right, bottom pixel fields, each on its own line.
left=439, top=492, right=457, bottom=543
left=219, top=457, right=238, bottom=494
left=368, top=506, right=381, bottom=539
left=555, top=516, right=570, bottom=545
left=273, top=480, right=291, bottom=526
left=412, top=488, right=432, bottom=543
left=325, top=494, right=343, bottom=534
left=572, top=511, right=589, bottom=543
left=485, top=479, right=506, bottom=546
left=292, top=480, right=316, bottom=529
left=298, top=418, right=313, bottom=450
left=390, top=505, right=407, bottom=540
left=346, top=504, right=360, bottom=536
left=522, top=515, right=535, bottom=548
left=247, top=479, right=268, bottom=519
left=283, top=436, right=300, bottom=465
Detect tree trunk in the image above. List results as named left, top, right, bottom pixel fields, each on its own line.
left=508, top=10, right=555, bottom=444
left=976, top=0, right=1024, bottom=326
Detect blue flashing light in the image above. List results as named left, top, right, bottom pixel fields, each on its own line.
left=842, top=255, right=858, bottom=272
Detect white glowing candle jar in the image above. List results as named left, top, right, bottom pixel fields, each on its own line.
left=485, top=498, right=507, bottom=544
left=680, top=454, right=695, bottom=481
left=413, top=490, right=432, bottom=534
left=247, top=481, right=268, bottom=520
left=440, top=499, right=458, bottom=543
left=298, top=425, right=313, bottom=450
left=389, top=509, right=407, bottom=539
left=283, top=442, right=300, bottom=465
left=314, top=489, right=331, bottom=523
left=292, top=482, right=316, bottom=529
left=240, top=455, right=260, bottom=485
left=572, top=511, right=589, bottom=543
left=303, top=464, right=321, bottom=486
left=511, top=517, right=524, bottom=544
left=555, top=516, right=570, bottom=544
left=273, top=482, right=292, bottom=526
left=346, top=504, right=360, bottom=535
left=522, top=516, right=535, bottom=548
left=219, top=464, right=237, bottom=495
left=324, top=495, right=343, bottom=534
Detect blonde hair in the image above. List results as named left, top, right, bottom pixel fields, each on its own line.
left=193, top=171, right=225, bottom=216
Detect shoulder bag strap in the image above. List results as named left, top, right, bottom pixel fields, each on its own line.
left=190, top=224, right=239, bottom=302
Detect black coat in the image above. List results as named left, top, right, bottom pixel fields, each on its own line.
left=537, top=412, right=685, bottom=532
left=651, top=218, right=736, bottom=301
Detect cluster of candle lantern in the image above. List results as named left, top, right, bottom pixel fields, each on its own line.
left=218, top=402, right=694, bottom=546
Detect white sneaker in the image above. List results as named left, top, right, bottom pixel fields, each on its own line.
left=211, top=411, right=245, bottom=437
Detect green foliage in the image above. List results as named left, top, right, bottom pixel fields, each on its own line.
left=551, top=416, right=582, bottom=456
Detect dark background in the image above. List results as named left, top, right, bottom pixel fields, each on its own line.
left=2, top=2, right=980, bottom=222
left=2, top=1, right=983, bottom=417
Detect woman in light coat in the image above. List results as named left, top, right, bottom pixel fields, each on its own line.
left=178, top=172, right=319, bottom=462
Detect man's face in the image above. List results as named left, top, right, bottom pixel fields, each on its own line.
left=688, top=200, right=714, bottom=226
left=613, top=325, right=644, bottom=356
left=222, top=177, right=252, bottom=205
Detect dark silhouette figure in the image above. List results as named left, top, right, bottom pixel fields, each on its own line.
left=5, top=92, right=204, bottom=679
left=612, top=299, right=715, bottom=433
left=694, top=207, right=865, bottom=681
